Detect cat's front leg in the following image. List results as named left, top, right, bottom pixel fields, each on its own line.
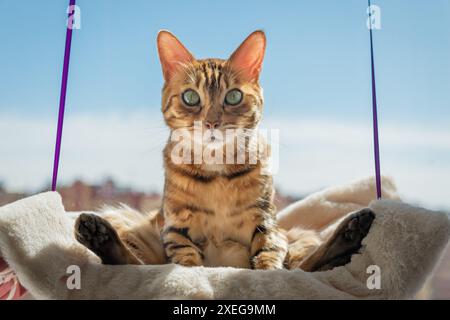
left=250, top=221, right=288, bottom=270
left=162, top=219, right=204, bottom=267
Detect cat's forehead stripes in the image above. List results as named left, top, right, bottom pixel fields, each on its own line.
left=190, top=59, right=228, bottom=92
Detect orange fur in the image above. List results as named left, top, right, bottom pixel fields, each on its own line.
left=93, top=31, right=345, bottom=271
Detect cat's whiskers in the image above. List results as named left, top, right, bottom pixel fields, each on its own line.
left=178, top=62, right=197, bottom=84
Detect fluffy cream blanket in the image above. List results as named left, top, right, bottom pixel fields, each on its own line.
left=0, top=177, right=449, bottom=299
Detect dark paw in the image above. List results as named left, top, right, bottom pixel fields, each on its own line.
left=314, top=208, right=375, bottom=271
left=342, top=208, right=375, bottom=243
left=75, top=213, right=122, bottom=264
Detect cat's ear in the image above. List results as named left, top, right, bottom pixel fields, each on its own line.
left=228, top=30, right=266, bottom=82
left=157, top=30, right=194, bottom=81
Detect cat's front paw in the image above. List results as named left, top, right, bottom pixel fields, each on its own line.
left=251, top=252, right=285, bottom=270
left=171, top=253, right=203, bottom=267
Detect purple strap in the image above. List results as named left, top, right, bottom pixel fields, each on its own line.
left=49, top=2, right=382, bottom=199
left=52, top=0, right=76, bottom=191
left=368, top=0, right=382, bottom=199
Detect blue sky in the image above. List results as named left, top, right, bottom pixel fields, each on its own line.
left=0, top=1, right=449, bottom=210
left=1, top=0, right=449, bottom=122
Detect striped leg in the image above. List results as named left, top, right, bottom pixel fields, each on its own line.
left=250, top=222, right=288, bottom=270
left=162, top=225, right=204, bottom=267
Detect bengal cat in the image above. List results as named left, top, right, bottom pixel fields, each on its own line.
left=74, top=30, right=374, bottom=271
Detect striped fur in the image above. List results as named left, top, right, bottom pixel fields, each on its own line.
left=77, top=31, right=337, bottom=271
left=157, top=30, right=288, bottom=269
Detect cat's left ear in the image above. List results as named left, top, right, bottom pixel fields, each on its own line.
left=228, top=30, right=266, bottom=82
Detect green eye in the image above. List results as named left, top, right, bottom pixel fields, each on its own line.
left=182, top=89, right=200, bottom=106
left=225, top=89, right=243, bottom=106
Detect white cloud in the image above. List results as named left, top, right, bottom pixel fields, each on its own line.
left=0, top=112, right=449, bottom=211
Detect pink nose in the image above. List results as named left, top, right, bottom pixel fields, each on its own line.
left=205, top=121, right=219, bottom=130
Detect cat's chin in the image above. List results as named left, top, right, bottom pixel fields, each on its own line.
left=201, top=163, right=226, bottom=173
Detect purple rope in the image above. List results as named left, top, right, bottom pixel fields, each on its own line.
left=368, top=0, right=382, bottom=199
left=52, top=0, right=76, bottom=191
left=49, top=2, right=382, bottom=199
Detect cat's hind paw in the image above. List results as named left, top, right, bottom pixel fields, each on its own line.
left=75, top=213, right=126, bottom=264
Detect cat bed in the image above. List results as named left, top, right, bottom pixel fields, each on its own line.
left=0, top=176, right=449, bottom=299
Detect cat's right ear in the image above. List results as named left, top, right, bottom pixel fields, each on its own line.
left=157, top=30, right=194, bottom=81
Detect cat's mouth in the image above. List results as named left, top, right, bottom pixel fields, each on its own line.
left=177, top=126, right=253, bottom=149
left=202, top=130, right=225, bottom=149
left=203, top=128, right=223, bottom=141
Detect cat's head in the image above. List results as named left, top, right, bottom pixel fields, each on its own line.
left=156, top=30, right=266, bottom=138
